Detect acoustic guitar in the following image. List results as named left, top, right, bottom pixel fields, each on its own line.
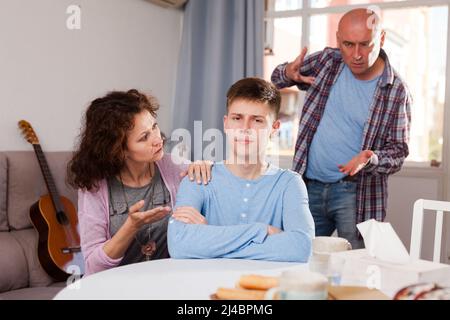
left=18, top=120, right=85, bottom=281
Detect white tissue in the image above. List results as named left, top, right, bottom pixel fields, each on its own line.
left=357, top=219, right=410, bottom=264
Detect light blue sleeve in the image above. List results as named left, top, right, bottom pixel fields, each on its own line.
left=168, top=177, right=268, bottom=258
left=225, top=175, right=315, bottom=262
left=172, top=176, right=205, bottom=212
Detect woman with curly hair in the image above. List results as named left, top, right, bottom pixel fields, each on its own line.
left=68, top=89, right=211, bottom=275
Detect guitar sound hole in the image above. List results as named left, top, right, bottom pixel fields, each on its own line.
left=56, top=211, right=69, bottom=225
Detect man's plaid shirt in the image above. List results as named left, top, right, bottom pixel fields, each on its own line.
left=271, top=47, right=412, bottom=223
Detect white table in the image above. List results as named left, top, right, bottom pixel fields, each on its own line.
left=54, top=259, right=305, bottom=300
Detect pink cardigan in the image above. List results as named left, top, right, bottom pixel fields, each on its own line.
left=77, top=154, right=187, bottom=276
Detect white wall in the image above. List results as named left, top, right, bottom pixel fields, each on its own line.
left=0, top=0, right=182, bottom=151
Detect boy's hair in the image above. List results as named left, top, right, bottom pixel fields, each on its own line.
left=226, top=77, right=281, bottom=118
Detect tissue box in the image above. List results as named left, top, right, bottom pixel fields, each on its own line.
left=331, top=249, right=450, bottom=298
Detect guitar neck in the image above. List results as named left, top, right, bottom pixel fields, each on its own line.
left=32, top=144, right=64, bottom=213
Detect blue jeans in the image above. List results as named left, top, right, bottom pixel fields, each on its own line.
left=306, top=179, right=365, bottom=250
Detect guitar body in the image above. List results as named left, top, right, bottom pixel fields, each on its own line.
left=19, top=120, right=84, bottom=281
left=30, top=195, right=85, bottom=281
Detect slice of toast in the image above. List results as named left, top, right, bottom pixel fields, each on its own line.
left=238, top=274, right=279, bottom=290
left=215, top=287, right=267, bottom=300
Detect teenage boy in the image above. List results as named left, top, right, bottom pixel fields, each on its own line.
left=167, top=78, right=314, bottom=262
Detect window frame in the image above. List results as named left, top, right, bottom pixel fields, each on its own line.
left=265, top=0, right=450, bottom=177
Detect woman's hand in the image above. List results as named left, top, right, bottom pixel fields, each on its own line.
left=172, top=206, right=207, bottom=225
left=127, top=200, right=171, bottom=231
left=180, top=160, right=214, bottom=185
left=104, top=200, right=171, bottom=259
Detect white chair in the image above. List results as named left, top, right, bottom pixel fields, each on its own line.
left=410, top=199, right=450, bottom=263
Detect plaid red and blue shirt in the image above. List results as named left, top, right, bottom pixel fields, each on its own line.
left=271, top=47, right=412, bottom=223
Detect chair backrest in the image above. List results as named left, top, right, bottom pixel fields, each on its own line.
left=410, top=199, right=450, bottom=263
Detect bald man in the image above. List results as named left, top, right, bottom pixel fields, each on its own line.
left=271, top=8, right=411, bottom=249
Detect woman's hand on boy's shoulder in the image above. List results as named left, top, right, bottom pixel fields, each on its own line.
left=180, top=160, right=214, bottom=185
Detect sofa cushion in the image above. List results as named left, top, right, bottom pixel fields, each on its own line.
left=6, top=151, right=77, bottom=230
left=11, top=229, right=54, bottom=287
left=0, top=233, right=28, bottom=292
left=0, top=153, right=7, bottom=231
left=0, top=286, right=63, bottom=300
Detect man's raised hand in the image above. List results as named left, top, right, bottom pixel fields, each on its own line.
left=285, top=47, right=316, bottom=85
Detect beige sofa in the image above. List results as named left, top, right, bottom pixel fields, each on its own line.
left=0, top=151, right=78, bottom=299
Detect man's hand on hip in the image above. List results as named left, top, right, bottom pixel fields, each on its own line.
left=285, top=47, right=316, bottom=84
left=338, top=150, right=375, bottom=176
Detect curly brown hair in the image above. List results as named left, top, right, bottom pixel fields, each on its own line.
left=67, top=89, right=159, bottom=191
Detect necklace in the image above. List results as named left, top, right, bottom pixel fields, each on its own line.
left=119, top=165, right=157, bottom=261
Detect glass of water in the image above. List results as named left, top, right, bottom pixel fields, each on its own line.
left=326, top=255, right=346, bottom=286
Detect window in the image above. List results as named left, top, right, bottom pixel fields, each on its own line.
left=264, top=17, right=302, bottom=156
left=310, top=0, right=407, bottom=9
left=271, top=0, right=303, bottom=11
left=264, top=0, right=448, bottom=166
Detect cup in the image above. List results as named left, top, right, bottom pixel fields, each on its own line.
left=312, top=236, right=352, bottom=253
left=309, top=237, right=351, bottom=285
left=326, top=255, right=346, bottom=286
left=265, top=270, right=328, bottom=300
